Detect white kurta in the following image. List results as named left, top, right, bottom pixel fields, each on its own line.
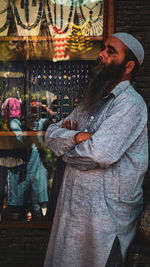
left=44, top=81, right=148, bottom=267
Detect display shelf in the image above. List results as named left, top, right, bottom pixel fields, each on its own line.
left=0, top=36, right=103, bottom=41
left=0, top=220, right=52, bottom=229
left=0, top=35, right=103, bottom=61
left=0, top=131, right=46, bottom=149
left=0, top=131, right=45, bottom=136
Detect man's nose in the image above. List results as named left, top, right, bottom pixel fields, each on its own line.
left=98, top=50, right=106, bottom=62
left=98, top=51, right=104, bottom=62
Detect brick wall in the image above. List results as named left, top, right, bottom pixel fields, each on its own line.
left=115, top=0, right=150, bottom=113
left=0, top=227, right=50, bottom=267
left=115, top=0, right=150, bottom=204
left=115, top=1, right=150, bottom=265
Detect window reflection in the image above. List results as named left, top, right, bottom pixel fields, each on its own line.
left=0, top=60, right=93, bottom=223
left=0, top=0, right=112, bottom=223
left=0, top=93, right=57, bottom=222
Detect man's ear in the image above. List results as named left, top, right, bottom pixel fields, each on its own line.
left=125, top=60, right=135, bottom=74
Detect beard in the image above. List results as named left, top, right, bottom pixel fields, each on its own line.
left=80, top=57, right=127, bottom=112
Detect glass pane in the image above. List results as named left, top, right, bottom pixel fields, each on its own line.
left=0, top=60, right=94, bottom=222
left=0, top=0, right=104, bottom=61
left=0, top=0, right=108, bottom=223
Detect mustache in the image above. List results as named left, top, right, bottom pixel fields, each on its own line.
left=96, top=56, right=104, bottom=66
left=89, top=57, right=105, bottom=77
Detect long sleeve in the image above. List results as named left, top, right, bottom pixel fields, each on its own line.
left=45, top=107, right=80, bottom=157
left=63, top=96, right=148, bottom=170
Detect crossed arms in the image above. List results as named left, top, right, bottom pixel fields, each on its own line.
left=45, top=98, right=147, bottom=171
left=61, top=119, right=92, bottom=144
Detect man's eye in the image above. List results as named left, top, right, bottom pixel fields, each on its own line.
left=107, top=48, right=115, bottom=55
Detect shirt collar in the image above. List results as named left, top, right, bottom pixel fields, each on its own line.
left=103, top=80, right=130, bottom=100
left=110, top=80, right=130, bottom=98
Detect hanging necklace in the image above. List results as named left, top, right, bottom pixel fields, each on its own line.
left=80, top=1, right=101, bottom=21
left=21, top=0, right=37, bottom=9
left=46, top=0, right=75, bottom=61
left=53, top=0, right=65, bottom=29
left=14, top=0, right=43, bottom=30
left=81, top=18, right=103, bottom=36
left=66, top=22, right=93, bottom=53
left=52, top=33, right=70, bottom=62
left=79, top=0, right=104, bottom=36
left=60, top=0, right=63, bottom=28
left=46, top=0, right=53, bottom=25
left=0, top=1, right=12, bottom=33
left=46, top=0, right=74, bottom=35
left=25, top=0, right=29, bottom=23
left=0, top=7, right=8, bottom=15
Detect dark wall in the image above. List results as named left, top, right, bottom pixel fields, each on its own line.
left=115, top=0, right=150, bottom=106
left=0, top=228, right=50, bottom=267
left=115, top=0, right=150, bottom=112
left=115, top=1, right=150, bottom=265
left=115, top=0, right=150, bottom=204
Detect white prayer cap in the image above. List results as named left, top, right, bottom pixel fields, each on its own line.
left=112, top=32, right=144, bottom=65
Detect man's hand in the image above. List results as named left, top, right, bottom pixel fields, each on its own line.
left=75, top=132, right=93, bottom=144
left=61, top=120, right=92, bottom=144
left=61, top=119, right=77, bottom=130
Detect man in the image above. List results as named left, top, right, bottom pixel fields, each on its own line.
left=44, top=33, right=148, bottom=267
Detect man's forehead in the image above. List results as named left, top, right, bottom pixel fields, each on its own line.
left=104, top=37, right=127, bottom=51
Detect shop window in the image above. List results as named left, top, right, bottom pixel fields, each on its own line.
left=0, top=0, right=114, bottom=225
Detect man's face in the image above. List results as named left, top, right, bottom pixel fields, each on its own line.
left=81, top=37, right=128, bottom=112
left=98, top=36, right=127, bottom=70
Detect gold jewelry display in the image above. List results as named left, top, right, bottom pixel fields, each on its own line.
left=66, top=23, right=93, bottom=53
